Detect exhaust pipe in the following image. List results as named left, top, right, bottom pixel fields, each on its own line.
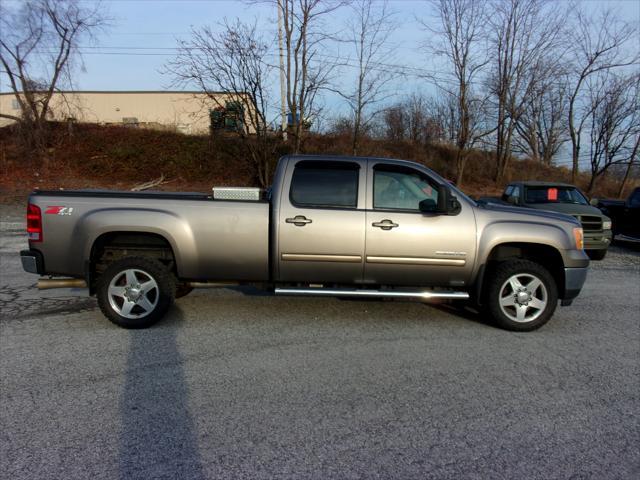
left=36, top=279, right=238, bottom=290
left=37, top=278, right=87, bottom=290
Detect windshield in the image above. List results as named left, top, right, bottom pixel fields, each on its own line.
left=525, top=186, right=589, bottom=205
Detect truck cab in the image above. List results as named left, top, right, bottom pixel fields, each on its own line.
left=271, top=156, right=476, bottom=288
left=596, top=187, right=640, bottom=241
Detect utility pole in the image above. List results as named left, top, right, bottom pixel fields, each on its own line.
left=277, top=0, right=288, bottom=142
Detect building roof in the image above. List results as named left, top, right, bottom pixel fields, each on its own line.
left=0, top=90, right=235, bottom=96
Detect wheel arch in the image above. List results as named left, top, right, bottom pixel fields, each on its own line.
left=76, top=208, right=196, bottom=281
left=475, top=242, right=566, bottom=304
left=88, top=231, right=178, bottom=293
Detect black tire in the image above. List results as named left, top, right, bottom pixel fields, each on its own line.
left=587, top=249, right=607, bottom=261
left=97, top=256, right=175, bottom=329
left=485, top=259, right=558, bottom=332
left=175, top=284, right=194, bottom=299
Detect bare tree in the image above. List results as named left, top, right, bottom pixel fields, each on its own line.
left=486, top=0, right=564, bottom=183
left=382, top=105, right=405, bottom=141
left=328, top=115, right=353, bottom=137
left=567, top=7, right=638, bottom=182
left=166, top=20, right=275, bottom=187
left=380, top=94, right=451, bottom=145
left=276, top=0, right=343, bottom=152
left=404, top=93, right=429, bottom=144
left=585, top=73, right=639, bottom=194
left=424, top=0, right=488, bottom=185
left=427, top=93, right=457, bottom=144
left=336, top=0, right=396, bottom=155
left=514, top=67, right=569, bottom=165
left=0, top=0, right=106, bottom=154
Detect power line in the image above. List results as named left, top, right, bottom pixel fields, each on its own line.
left=31, top=47, right=458, bottom=85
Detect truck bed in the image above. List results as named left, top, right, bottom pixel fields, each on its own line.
left=28, top=190, right=270, bottom=281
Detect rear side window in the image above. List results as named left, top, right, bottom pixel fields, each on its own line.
left=290, top=161, right=359, bottom=208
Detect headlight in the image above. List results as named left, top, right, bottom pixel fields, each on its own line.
left=602, top=220, right=612, bottom=230
left=573, top=227, right=584, bottom=249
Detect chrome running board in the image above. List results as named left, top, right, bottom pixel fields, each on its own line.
left=275, top=287, right=469, bottom=301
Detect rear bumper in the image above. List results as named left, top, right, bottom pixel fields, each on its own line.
left=20, top=250, right=44, bottom=275
left=563, top=266, right=588, bottom=303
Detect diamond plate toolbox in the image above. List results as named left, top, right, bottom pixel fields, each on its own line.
left=212, top=187, right=263, bottom=201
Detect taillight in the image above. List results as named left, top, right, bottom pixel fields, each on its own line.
left=27, top=203, right=42, bottom=242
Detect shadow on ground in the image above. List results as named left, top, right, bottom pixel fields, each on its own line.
left=119, top=307, right=206, bottom=480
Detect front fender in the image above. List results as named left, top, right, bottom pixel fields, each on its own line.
left=474, top=220, right=574, bottom=278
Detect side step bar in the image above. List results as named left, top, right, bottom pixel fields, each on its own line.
left=275, top=287, right=469, bottom=301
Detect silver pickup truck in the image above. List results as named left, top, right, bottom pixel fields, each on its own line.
left=20, top=155, right=589, bottom=331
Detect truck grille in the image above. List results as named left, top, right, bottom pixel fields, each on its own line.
left=573, top=215, right=602, bottom=232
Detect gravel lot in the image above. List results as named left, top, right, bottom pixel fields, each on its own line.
left=1, top=209, right=639, bottom=479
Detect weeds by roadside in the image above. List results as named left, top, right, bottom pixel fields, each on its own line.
left=0, top=122, right=636, bottom=204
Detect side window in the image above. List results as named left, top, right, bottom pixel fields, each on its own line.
left=511, top=186, right=520, bottom=200
left=373, top=166, right=438, bottom=211
left=290, top=161, right=359, bottom=208
left=630, top=189, right=640, bottom=207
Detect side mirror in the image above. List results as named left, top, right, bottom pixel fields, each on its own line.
left=419, top=185, right=461, bottom=215
left=419, top=198, right=438, bottom=213
left=590, top=198, right=599, bottom=206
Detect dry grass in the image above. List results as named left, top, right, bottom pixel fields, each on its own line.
left=0, top=122, right=636, bottom=204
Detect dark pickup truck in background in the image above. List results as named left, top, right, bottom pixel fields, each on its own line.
left=481, top=181, right=612, bottom=260
left=595, top=187, right=640, bottom=242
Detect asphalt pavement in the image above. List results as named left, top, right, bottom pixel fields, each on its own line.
left=1, top=211, right=639, bottom=479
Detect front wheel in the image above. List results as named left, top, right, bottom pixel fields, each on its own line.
left=97, top=257, right=176, bottom=328
left=485, top=259, right=558, bottom=331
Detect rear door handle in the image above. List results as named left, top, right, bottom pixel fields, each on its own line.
left=286, top=215, right=313, bottom=226
left=372, top=219, right=399, bottom=230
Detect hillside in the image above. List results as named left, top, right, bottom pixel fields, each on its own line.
left=0, top=123, right=635, bottom=204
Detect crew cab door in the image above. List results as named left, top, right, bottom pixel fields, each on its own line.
left=277, top=158, right=366, bottom=283
left=363, top=161, right=476, bottom=287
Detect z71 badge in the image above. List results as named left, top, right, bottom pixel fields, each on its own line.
left=45, top=206, right=74, bottom=216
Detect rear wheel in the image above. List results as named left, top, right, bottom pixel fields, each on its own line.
left=587, top=249, right=607, bottom=261
left=97, top=256, right=175, bottom=328
left=486, top=259, right=558, bottom=331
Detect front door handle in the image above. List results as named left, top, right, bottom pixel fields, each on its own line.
left=372, top=219, right=399, bottom=230
left=286, top=215, right=313, bottom=226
